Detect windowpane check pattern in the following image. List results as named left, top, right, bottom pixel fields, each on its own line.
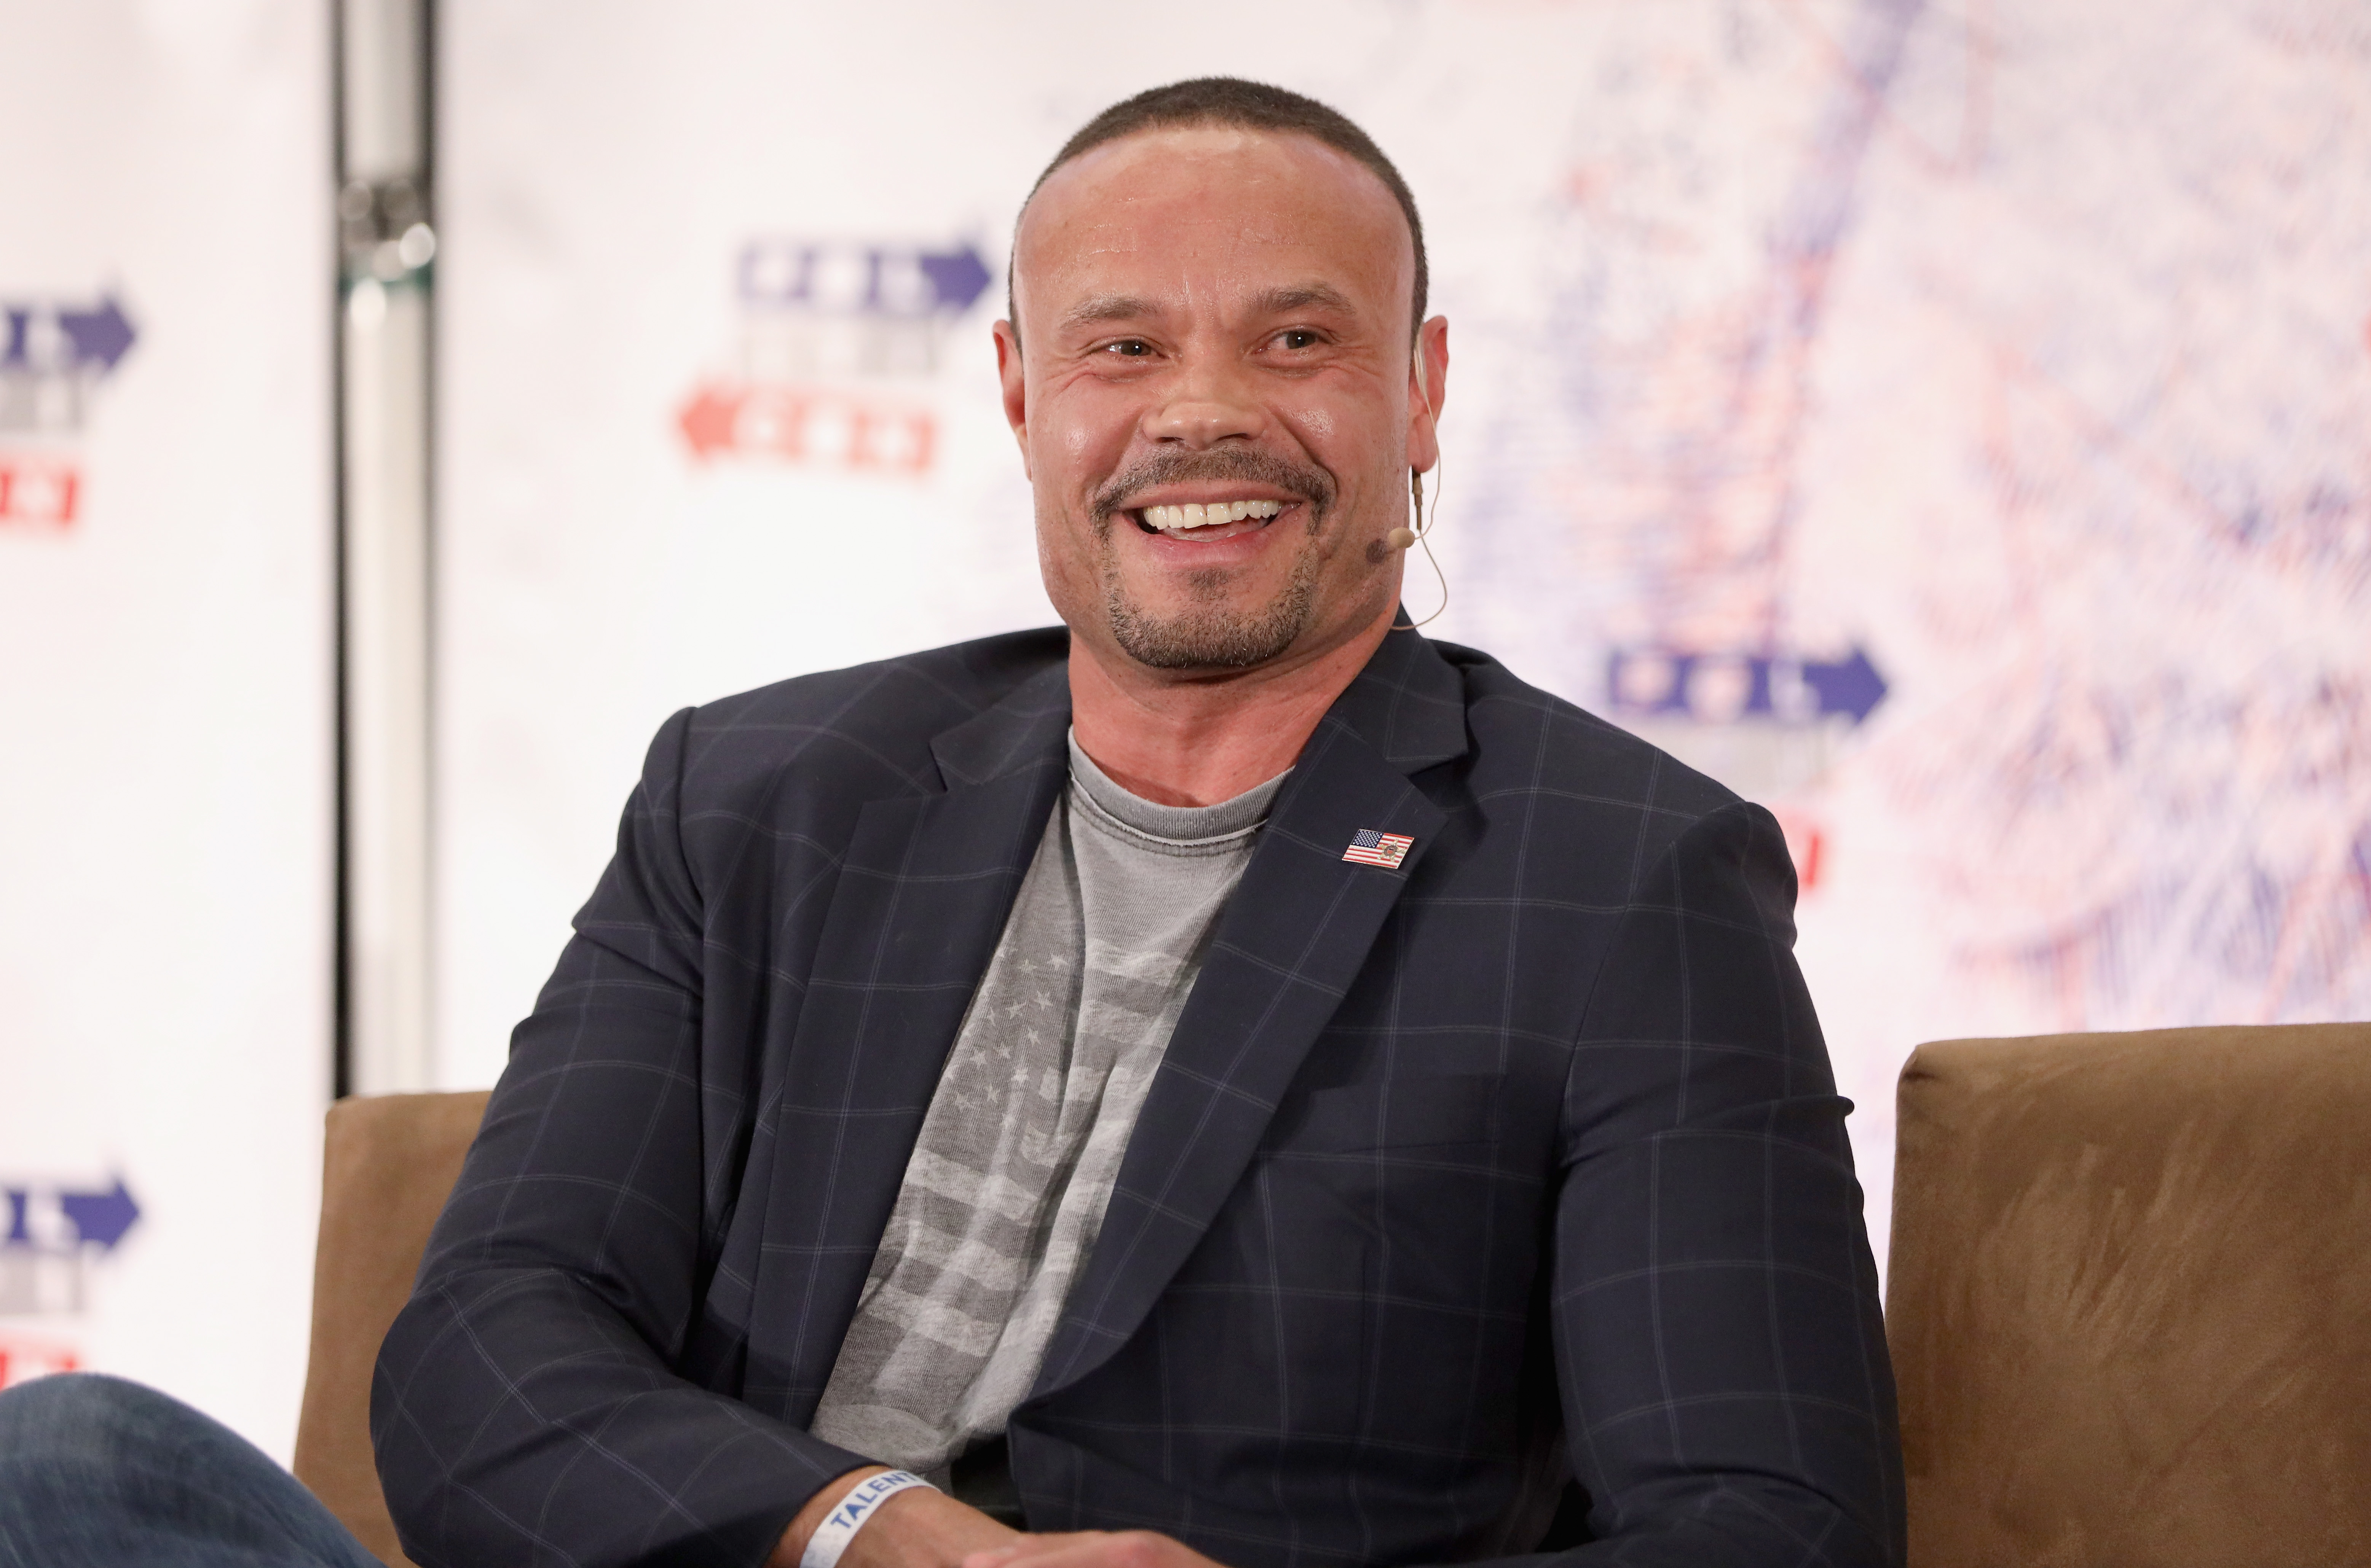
left=373, top=627, right=1903, bottom=1568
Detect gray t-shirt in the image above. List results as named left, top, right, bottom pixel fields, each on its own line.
left=809, top=735, right=1287, bottom=1478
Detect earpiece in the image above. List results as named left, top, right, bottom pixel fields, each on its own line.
left=1387, top=347, right=1434, bottom=554
left=1390, top=341, right=1449, bottom=631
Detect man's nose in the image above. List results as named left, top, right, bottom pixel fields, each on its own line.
left=1144, top=351, right=1265, bottom=448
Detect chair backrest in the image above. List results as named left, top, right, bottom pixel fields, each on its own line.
left=1887, top=1023, right=2371, bottom=1568
left=292, top=1090, right=491, bottom=1568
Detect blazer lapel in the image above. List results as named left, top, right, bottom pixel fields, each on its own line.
left=1030, top=629, right=1469, bottom=1399
left=744, top=663, right=1071, bottom=1418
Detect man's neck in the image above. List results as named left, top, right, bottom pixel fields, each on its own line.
left=1067, top=604, right=1398, bottom=807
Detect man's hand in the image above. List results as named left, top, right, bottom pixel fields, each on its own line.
left=769, top=1467, right=1023, bottom=1568
left=961, top=1530, right=1227, bottom=1568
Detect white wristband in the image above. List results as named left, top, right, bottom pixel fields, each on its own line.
left=800, top=1469, right=937, bottom=1568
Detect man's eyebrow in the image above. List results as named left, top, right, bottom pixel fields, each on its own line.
left=1055, top=284, right=1362, bottom=336
left=1058, top=293, right=1165, bottom=334
left=1251, top=283, right=1358, bottom=317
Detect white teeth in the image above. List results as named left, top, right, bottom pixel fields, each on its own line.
left=1142, top=499, right=1285, bottom=533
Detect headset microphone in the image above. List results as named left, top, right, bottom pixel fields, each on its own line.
left=1390, top=343, right=1449, bottom=630
left=1388, top=347, right=1435, bottom=553
left=1385, top=465, right=1423, bottom=552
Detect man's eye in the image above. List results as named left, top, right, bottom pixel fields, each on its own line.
left=1102, top=339, right=1154, bottom=358
left=1276, top=329, right=1322, bottom=351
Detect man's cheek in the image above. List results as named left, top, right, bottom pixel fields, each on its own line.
left=1285, top=403, right=1337, bottom=444
left=1044, top=377, right=1146, bottom=451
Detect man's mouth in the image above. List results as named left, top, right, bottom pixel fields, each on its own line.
left=1131, top=498, right=1288, bottom=542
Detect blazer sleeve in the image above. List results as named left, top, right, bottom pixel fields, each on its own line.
left=1542, top=800, right=1905, bottom=1567
left=371, top=708, right=874, bottom=1568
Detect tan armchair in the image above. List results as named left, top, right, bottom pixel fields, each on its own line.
left=292, top=1090, right=490, bottom=1568
left=1887, top=1023, right=2371, bottom=1566
left=293, top=1025, right=2371, bottom=1568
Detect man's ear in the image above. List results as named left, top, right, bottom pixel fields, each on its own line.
left=1408, top=315, right=1450, bottom=473
left=992, top=319, right=1032, bottom=477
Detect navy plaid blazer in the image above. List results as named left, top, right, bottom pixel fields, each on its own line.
left=373, top=627, right=1903, bottom=1568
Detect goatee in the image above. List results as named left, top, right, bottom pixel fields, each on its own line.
left=1090, top=448, right=1337, bottom=671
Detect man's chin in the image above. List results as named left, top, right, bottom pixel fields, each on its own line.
left=1103, top=588, right=1315, bottom=672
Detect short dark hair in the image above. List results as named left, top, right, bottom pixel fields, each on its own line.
left=1009, top=77, right=1428, bottom=347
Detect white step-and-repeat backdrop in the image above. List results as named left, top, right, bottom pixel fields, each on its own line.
left=440, top=0, right=2370, bottom=1260
left=0, top=2, right=332, bottom=1455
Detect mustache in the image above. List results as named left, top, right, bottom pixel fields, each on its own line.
left=1090, top=448, right=1337, bottom=528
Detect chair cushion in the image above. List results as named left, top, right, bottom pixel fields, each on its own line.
left=1888, top=1024, right=2371, bottom=1567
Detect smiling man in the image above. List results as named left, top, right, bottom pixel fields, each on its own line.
left=364, top=79, right=1904, bottom=1568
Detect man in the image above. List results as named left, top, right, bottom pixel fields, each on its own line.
left=373, top=76, right=1899, bottom=1568
left=0, top=77, right=1900, bottom=1568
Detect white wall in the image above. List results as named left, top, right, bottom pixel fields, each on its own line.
left=0, top=0, right=332, bottom=1459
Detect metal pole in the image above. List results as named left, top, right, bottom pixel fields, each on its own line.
left=335, top=0, right=435, bottom=1094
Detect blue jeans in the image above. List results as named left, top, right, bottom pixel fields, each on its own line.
left=0, top=1374, right=381, bottom=1568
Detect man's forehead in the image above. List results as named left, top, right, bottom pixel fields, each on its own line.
left=1013, top=124, right=1414, bottom=325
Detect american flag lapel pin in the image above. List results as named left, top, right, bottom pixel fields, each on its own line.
left=1342, top=828, right=1415, bottom=869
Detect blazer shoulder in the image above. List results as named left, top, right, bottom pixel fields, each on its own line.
left=662, top=626, right=1071, bottom=806
left=1433, top=640, right=1748, bottom=874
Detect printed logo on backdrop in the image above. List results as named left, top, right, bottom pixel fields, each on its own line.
left=0, top=290, right=139, bottom=532
left=0, top=1173, right=141, bottom=1386
left=677, top=239, right=993, bottom=477
left=1603, top=645, right=1891, bottom=892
